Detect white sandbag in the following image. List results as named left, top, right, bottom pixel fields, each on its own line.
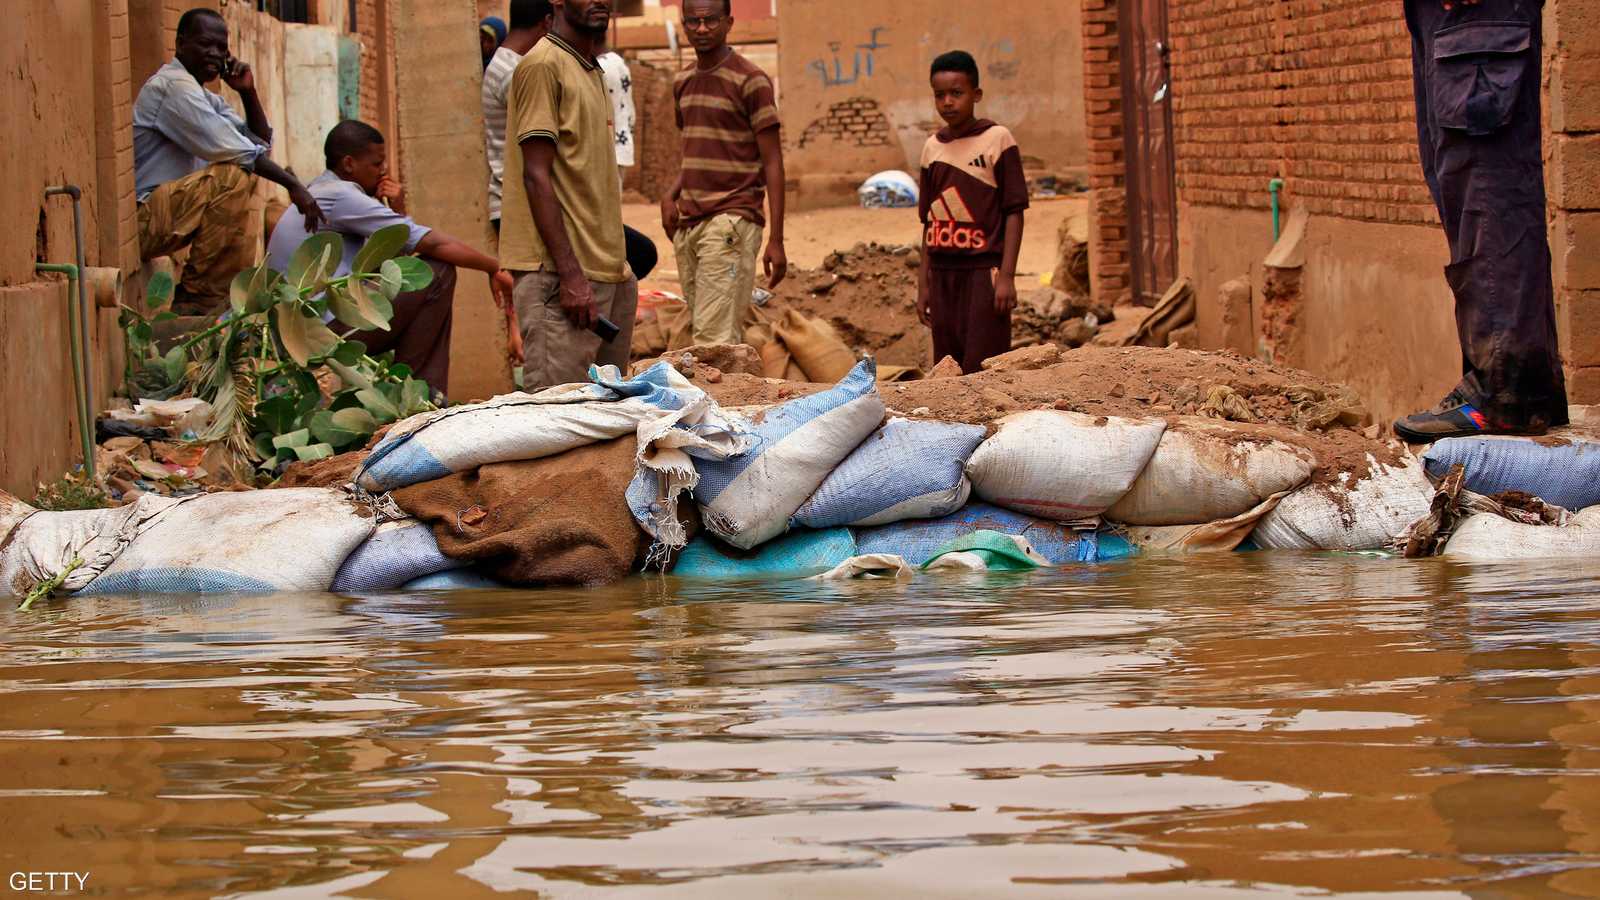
left=694, top=358, right=886, bottom=549
left=792, top=418, right=986, bottom=529
left=330, top=517, right=464, bottom=592
left=812, top=554, right=916, bottom=581
left=1107, top=419, right=1315, bottom=526
left=1443, top=507, right=1600, bottom=561
left=1121, top=492, right=1287, bottom=554
left=1251, top=452, right=1434, bottom=551
left=0, top=494, right=185, bottom=598
left=0, top=491, right=34, bottom=547
left=966, top=410, right=1166, bottom=521
left=82, top=488, right=375, bottom=595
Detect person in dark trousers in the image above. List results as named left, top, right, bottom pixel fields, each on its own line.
left=915, top=51, right=1028, bottom=374
left=1394, top=0, right=1568, bottom=442
left=267, top=121, right=515, bottom=398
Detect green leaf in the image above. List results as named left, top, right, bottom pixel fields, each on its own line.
left=326, top=358, right=375, bottom=392
left=310, top=407, right=378, bottom=449
left=252, top=432, right=277, bottom=461
left=348, top=277, right=394, bottom=330
left=285, top=232, right=343, bottom=293
left=352, top=223, right=413, bottom=275
left=253, top=395, right=300, bottom=436
left=131, top=320, right=154, bottom=343
left=325, top=284, right=368, bottom=332
left=145, top=270, right=174, bottom=310
left=275, top=306, right=342, bottom=367
left=153, top=311, right=178, bottom=323
left=229, top=267, right=258, bottom=316
left=391, top=256, right=433, bottom=293
left=387, top=362, right=414, bottom=381
left=332, top=340, right=366, bottom=366
left=292, top=442, right=336, bottom=462
left=400, top=378, right=433, bottom=416
left=162, top=345, right=187, bottom=384
left=357, top=388, right=400, bottom=424
left=379, top=259, right=403, bottom=300
left=272, top=428, right=311, bottom=451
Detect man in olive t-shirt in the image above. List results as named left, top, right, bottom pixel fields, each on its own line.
left=500, top=0, right=636, bottom=391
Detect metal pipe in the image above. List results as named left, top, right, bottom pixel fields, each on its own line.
left=1268, top=178, right=1285, bottom=242
left=43, top=185, right=97, bottom=483
left=34, top=263, right=96, bottom=483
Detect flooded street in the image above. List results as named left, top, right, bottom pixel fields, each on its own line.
left=2, top=555, right=1599, bottom=897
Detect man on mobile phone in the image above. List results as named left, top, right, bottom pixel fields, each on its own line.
left=134, top=7, right=324, bottom=315
left=500, top=0, right=638, bottom=391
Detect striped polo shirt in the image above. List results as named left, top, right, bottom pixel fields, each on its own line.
left=671, top=49, right=780, bottom=228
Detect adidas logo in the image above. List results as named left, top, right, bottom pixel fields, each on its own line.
left=969, top=155, right=988, bottom=169
left=925, top=186, right=989, bottom=250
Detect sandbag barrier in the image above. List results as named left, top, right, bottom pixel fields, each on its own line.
left=7, top=362, right=1593, bottom=605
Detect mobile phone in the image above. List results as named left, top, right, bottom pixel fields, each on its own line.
left=222, top=58, right=236, bottom=77
left=592, top=315, right=620, bottom=343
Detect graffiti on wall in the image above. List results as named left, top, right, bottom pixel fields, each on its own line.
left=807, top=27, right=890, bottom=88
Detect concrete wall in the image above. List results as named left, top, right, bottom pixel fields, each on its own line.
left=283, top=25, right=343, bottom=181
left=777, top=0, right=1086, bottom=208
left=394, top=0, right=512, bottom=401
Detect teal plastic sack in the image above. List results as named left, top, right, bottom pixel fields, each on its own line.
left=674, top=528, right=857, bottom=578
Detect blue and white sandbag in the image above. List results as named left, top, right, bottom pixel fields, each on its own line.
left=855, top=502, right=1106, bottom=566
left=673, top=528, right=858, bottom=578
left=1424, top=436, right=1600, bottom=512
left=792, top=417, right=986, bottom=529
left=358, top=363, right=726, bottom=494
left=694, top=358, right=885, bottom=549
left=0, top=494, right=184, bottom=598
left=81, top=488, right=375, bottom=595
left=330, top=517, right=464, bottom=592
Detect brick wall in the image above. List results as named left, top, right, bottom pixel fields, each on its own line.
left=1549, top=0, right=1600, bottom=402
left=797, top=97, right=893, bottom=149
left=1082, top=0, right=1129, bottom=304
left=1167, top=0, right=1435, bottom=224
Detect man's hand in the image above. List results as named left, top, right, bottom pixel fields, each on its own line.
left=492, top=270, right=524, bottom=365
left=377, top=177, right=407, bottom=216
left=660, top=195, right=681, bottom=239
left=763, top=239, right=788, bottom=290
left=222, top=58, right=256, bottom=94
left=916, top=280, right=932, bottom=327
left=994, top=272, right=1018, bottom=315
left=291, top=187, right=324, bottom=233
left=558, top=270, right=598, bottom=331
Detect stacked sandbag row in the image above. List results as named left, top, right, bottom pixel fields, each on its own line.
left=1422, top=436, right=1600, bottom=561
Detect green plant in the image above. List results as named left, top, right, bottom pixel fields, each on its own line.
left=127, top=225, right=437, bottom=478
left=33, top=471, right=109, bottom=511
left=118, top=270, right=187, bottom=399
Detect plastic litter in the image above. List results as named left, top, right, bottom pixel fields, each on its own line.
left=858, top=170, right=920, bottom=209
left=793, top=417, right=986, bottom=529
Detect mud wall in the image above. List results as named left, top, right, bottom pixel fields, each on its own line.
left=777, top=0, right=1087, bottom=208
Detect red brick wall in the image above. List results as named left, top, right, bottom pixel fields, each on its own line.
left=1083, top=0, right=1129, bottom=304
left=1167, top=0, right=1436, bottom=225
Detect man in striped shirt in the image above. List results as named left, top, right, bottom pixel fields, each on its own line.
left=661, top=0, right=788, bottom=346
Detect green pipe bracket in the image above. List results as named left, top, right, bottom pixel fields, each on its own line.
left=1268, top=178, right=1285, bottom=243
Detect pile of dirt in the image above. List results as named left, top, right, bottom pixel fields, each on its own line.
left=697, top=344, right=1402, bottom=485
left=764, top=242, right=931, bottom=370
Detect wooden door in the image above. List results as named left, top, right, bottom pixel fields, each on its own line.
left=1119, top=0, right=1178, bottom=306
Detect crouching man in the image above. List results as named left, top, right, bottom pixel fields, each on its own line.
left=268, top=121, right=514, bottom=398
left=135, top=8, right=325, bottom=314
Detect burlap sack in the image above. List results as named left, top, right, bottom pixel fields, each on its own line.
left=774, top=309, right=856, bottom=383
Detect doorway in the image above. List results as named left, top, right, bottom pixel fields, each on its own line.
left=1118, top=0, right=1178, bottom=306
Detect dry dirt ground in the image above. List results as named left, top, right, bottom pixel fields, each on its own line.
left=623, top=197, right=1085, bottom=294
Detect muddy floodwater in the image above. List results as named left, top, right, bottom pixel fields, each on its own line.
left=3, top=555, right=1600, bottom=897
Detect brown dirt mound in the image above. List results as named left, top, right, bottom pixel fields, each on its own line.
left=700, top=345, right=1404, bottom=485
left=764, top=242, right=930, bottom=370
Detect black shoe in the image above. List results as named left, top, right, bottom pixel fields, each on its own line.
left=1393, top=398, right=1544, bottom=444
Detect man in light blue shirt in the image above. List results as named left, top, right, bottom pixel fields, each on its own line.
left=135, top=8, right=323, bottom=314
left=268, top=121, right=514, bottom=397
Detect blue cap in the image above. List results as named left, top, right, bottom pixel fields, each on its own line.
left=480, top=16, right=508, bottom=44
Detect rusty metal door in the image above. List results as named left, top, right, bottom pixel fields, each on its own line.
left=1119, top=0, right=1178, bottom=305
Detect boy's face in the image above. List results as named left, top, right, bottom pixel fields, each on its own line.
left=341, top=143, right=389, bottom=197
left=931, top=71, right=981, bottom=128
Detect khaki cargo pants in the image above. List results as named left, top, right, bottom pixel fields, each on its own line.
left=514, top=270, right=639, bottom=392
left=138, top=163, right=257, bottom=314
left=672, top=213, right=762, bottom=346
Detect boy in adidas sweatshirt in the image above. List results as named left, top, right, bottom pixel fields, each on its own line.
left=917, top=50, right=1029, bottom=374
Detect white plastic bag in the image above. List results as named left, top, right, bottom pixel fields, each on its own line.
left=82, top=488, right=375, bottom=595
left=1444, top=506, right=1600, bottom=561
left=966, top=410, right=1166, bottom=521
left=1251, top=453, right=1433, bottom=551
left=1107, top=419, right=1315, bottom=526
left=695, top=359, right=885, bottom=549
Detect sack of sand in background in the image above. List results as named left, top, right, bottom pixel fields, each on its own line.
left=965, top=410, right=1167, bottom=522
left=1105, top=418, right=1317, bottom=526
left=774, top=309, right=857, bottom=384
left=632, top=291, right=695, bottom=357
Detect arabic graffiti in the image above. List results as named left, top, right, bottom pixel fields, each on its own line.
left=807, top=27, right=890, bottom=88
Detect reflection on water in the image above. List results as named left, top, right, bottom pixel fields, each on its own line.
left=1, top=554, right=1599, bottom=897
